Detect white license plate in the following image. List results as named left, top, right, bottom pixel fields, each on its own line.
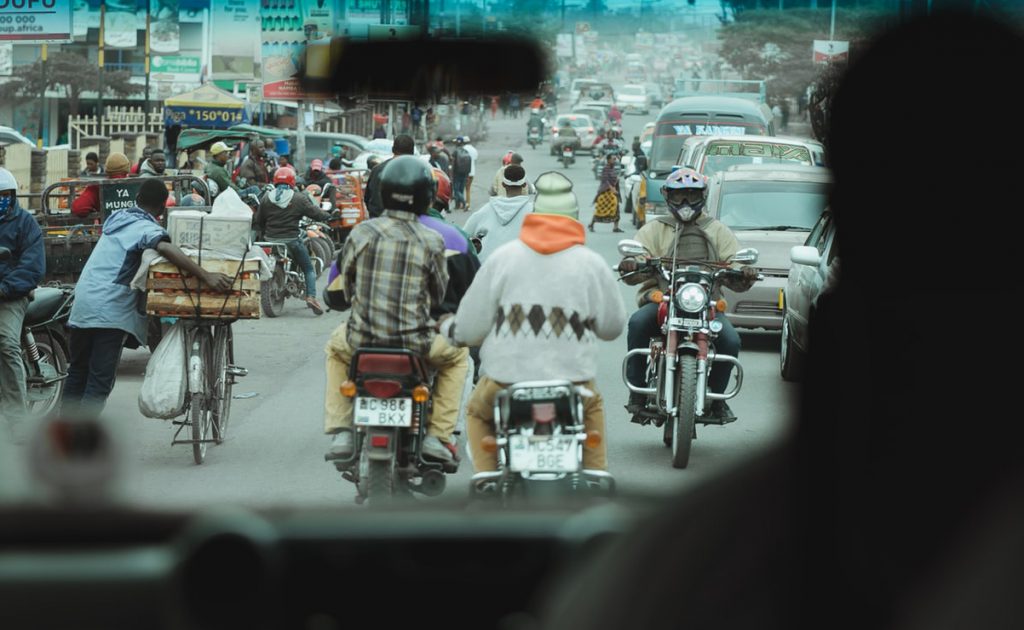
left=670, top=317, right=704, bottom=329
left=354, top=397, right=412, bottom=427
left=509, top=435, right=578, bottom=473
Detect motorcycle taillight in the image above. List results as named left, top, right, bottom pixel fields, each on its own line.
left=362, top=379, right=402, bottom=399
left=532, top=403, right=556, bottom=424
left=262, top=246, right=273, bottom=255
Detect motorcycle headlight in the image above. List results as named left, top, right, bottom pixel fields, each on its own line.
left=675, top=283, right=707, bottom=313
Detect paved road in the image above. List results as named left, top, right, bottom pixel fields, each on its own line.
left=1, top=104, right=798, bottom=508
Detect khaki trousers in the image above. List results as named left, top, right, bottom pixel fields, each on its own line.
left=324, top=324, right=469, bottom=442
left=466, top=377, right=607, bottom=472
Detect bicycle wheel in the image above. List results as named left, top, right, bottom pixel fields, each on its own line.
left=190, top=329, right=212, bottom=465
left=211, top=325, right=234, bottom=443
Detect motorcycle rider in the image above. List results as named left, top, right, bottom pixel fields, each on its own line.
left=553, top=119, right=580, bottom=155
left=253, top=166, right=331, bottom=315
left=467, top=164, right=533, bottom=262
left=619, top=168, right=758, bottom=424
left=526, top=109, right=545, bottom=140
left=323, top=156, right=470, bottom=463
left=0, top=168, right=44, bottom=423
left=439, top=170, right=626, bottom=473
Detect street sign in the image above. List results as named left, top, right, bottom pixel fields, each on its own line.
left=813, top=40, right=849, bottom=64
left=152, top=56, right=201, bottom=75
left=0, top=0, right=73, bottom=42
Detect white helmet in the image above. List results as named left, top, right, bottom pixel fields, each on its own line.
left=0, top=167, right=17, bottom=193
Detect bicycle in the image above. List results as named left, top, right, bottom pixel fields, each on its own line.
left=171, top=318, right=247, bottom=465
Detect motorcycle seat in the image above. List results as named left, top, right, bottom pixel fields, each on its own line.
left=24, top=287, right=67, bottom=327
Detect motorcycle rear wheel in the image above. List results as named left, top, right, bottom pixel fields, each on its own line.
left=260, top=267, right=286, bottom=318
left=366, top=457, right=396, bottom=505
left=22, top=329, right=68, bottom=418
left=670, top=355, right=697, bottom=469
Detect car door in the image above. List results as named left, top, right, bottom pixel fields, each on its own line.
left=788, top=211, right=833, bottom=345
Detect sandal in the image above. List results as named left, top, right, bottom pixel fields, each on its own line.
left=306, top=297, right=325, bottom=316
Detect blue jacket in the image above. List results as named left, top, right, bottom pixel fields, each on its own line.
left=0, top=204, right=45, bottom=299
left=69, top=207, right=169, bottom=344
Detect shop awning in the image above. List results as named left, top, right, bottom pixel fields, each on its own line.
left=164, top=84, right=251, bottom=129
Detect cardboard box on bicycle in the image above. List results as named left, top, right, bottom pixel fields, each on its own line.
left=166, top=210, right=252, bottom=258
left=145, top=255, right=261, bottom=319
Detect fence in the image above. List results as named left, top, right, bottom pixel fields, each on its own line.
left=68, top=106, right=163, bottom=149
left=0, top=144, right=33, bottom=195
left=45, top=148, right=70, bottom=187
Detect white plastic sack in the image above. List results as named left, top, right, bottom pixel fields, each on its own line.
left=138, top=322, right=188, bottom=419
left=211, top=187, right=256, bottom=218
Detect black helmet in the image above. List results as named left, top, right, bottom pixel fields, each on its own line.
left=380, top=155, right=436, bottom=214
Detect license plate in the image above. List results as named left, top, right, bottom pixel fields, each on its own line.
left=354, top=397, right=412, bottom=427
left=669, top=317, right=704, bottom=329
left=509, top=435, right=578, bottom=473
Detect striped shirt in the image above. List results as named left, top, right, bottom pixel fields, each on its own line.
left=341, top=210, right=448, bottom=356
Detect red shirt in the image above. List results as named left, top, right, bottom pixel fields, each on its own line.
left=70, top=172, right=129, bottom=218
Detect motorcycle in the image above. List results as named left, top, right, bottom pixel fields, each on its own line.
left=325, top=347, right=459, bottom=504
left=616, top=239, right=761, bottom=469
left=254, top=224, right=331, bottom=317
left=527, top=127, right=543, bottom=148
left=470, top=380, right=615, bottom=503
left=560, top=145, right=575, bottom=169
left=0, top=247, right=72, bottom=417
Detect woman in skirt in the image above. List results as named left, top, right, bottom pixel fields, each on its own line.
left=590, top=153, right=624, bottom=233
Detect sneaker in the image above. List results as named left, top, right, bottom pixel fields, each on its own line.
left=306, top=297, right=325, bottom=316
left=421, top=436, right=455, bottom=462
left=328, top=431, right=354, bottom=458
left=625, top=392, right=648, bottom=424
left=710, top=401, right=738, bottom=424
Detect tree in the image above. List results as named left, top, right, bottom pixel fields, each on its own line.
left=0, top=51, right=141, bottom=118
left=716, top=8, right=889, bottom=104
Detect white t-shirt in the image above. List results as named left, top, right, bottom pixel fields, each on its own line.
left=465, top=144, right=479, bottom=177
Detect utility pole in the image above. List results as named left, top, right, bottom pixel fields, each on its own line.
left=144, top=4, right=151, bottom=133
left=98, top=1, right=106, bottom=131
left=39, top=44, right=47, bottom=147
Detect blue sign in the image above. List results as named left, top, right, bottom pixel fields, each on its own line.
left=164, top=105, right=250, bottom=129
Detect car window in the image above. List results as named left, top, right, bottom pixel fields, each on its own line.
left=718, top=181, right=830, bottom=231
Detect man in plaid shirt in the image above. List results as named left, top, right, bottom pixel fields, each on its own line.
left=323, top=156, right=470, bottom=463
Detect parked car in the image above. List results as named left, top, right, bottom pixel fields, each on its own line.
left=703, top=164, right=833, bottom=331
left=0, top=126, right=36, bottom=148
left=616, top=84, right=651, bottom=115
left=781, top=209, right=839, bottom=380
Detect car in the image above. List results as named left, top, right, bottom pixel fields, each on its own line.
left=550, top=113, right=598, bottom=155
left=781, top=208, right=838, bottom=381
left=645, top=82, right=665, bottom=109
left=0, top=126, right=36, bottom=148
left=571, top=104, right=611, bottom=133
left=703, top=164, right=833, bottom=331
left=615, top=84, right=650, bottom=115
left=685, top=135, right=822, bottom=177
left=573, top=82, right=615, bottom=106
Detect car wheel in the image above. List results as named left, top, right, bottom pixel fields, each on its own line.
left=780, top=315, right=805, bottom=382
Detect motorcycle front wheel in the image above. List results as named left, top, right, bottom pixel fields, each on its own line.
left=670, top=354, right=697, bottom=469
left=22, top=329, right=68, bottom=418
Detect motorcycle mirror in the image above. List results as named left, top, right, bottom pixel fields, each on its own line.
left=733, top=248, right=760, bottom=265
left=617, top=240, right=648, bottom=258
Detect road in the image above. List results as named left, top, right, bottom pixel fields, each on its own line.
left=0, top=106, right=798, bottom=509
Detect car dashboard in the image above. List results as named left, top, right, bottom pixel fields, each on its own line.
left=0, top=502, right=643, bottom=630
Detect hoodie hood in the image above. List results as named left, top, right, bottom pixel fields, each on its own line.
left=488, top=195, right=532, bottom=225
left=102, top=206, right=158, bottom=234
left=270, top=187, right=295, bottom=208
left=519, top=214, right=585, bottom=254
left=140, top=160, right=164, bottom=177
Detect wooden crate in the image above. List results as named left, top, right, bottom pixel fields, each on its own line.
left=145, top=257, right=262, bottom=319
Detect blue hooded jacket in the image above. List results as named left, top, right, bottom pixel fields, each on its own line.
left=69, top=207, right=169, bottom=344
left=0, top=202, right=45, bottom=299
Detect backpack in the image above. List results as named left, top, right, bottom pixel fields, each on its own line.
left=453, top=147, right=472, bottom=176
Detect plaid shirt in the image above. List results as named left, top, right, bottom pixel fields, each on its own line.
left=341, top=210, right=448, bottom=356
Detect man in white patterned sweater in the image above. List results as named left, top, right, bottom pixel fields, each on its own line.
left=439, top=171, right=626, bottom=471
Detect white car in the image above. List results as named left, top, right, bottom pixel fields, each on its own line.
left=349, top=139, right=427, bottom=170
left=0, top=126, right=36, bottom=148
left=616, top=85, right=650, bottom=115
left=550, top=114, right=598, bottom=155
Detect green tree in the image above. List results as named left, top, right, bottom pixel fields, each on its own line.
left=0, top=51, right=141, bottom=117
left=716, top=8, right=888, bottom=103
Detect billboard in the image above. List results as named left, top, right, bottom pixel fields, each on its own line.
left=0, top=0, right=73, bottom=42
left=262, top=0, right=334, bottom=100
left=149, top=0, right=179, bottom=54
left=211, top=0, right=261, bottom=80
left=813, top=40, right=849, bottom=64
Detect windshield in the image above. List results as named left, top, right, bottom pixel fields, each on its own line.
left=700, top=141, right=814, bottom=176
left=718, top=181, right=830, bottom=231
left=0, top=0, right=886, bottom=517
